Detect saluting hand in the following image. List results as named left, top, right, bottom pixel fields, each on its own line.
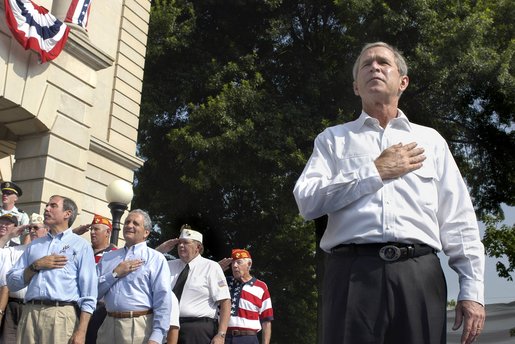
left=155, top=238, right=180, bottom=253
left=72, top=224, right=91, bottom=235
left=218, top=258, right=233, bottom=272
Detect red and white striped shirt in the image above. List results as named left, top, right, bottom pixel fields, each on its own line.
left=227, top=276, right=274, bottom=332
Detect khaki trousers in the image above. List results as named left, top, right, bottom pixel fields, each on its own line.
left=17, top=304, right=78, bottom=344
left=97, top=314, right=153, bottom=344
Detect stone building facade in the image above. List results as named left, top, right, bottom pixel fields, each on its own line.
left=0, top=0, right=150, bottom=245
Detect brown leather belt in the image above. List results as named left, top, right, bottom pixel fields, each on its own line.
left=228, top=329, right=258, bottom=336
left=107, top=309, right=153, bottom=318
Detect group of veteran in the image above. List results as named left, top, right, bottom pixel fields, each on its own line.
left=0, top=189, right=273, bottom=344
left=155, top=226, right=274, bottom=344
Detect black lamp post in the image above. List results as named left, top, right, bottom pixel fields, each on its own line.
left=105, top=180, right=134, bottom=246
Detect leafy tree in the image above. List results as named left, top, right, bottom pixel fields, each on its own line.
left=483, top=215, right=515, bottom=281
left=136, top=0, right=514, bottom=342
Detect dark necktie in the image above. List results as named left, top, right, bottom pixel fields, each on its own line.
left=172, top=264, right=190, bottom=301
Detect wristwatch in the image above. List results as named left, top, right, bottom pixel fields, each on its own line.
left=217, top=332, right=226, bottom=338
left=112, top=271, right=119, bottom=279
left=29, top=262, right=39, bottom=273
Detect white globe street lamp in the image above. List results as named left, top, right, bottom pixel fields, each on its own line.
left=105, top=180, right=134, bottom=245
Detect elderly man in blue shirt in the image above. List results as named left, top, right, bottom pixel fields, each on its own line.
left=97, top=209, right=172, bottom=344
left=6, top=195, right=97, bottom=344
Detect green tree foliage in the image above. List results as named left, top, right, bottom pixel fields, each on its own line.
left=483, top=216, right=515, bottom=281
left=136, top=0, right=514, bottom=342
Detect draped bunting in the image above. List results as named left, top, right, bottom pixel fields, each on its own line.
left=4, top=0, right=70, bottom=63
left=65, top=0, right=93, bottom=29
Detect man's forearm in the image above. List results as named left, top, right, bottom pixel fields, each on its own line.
left=23, top=264, right=39, bottom=284
left=74, top=311, right=92, bottom=337
left=0, top=286, right=9, bottom=313
left=217, top=298, right=231, bottom=333
left=261, top=321, right=272, bottom=344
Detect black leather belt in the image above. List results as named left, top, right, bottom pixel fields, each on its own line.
left=179, top=317, right=216, bottom=323
left=8, top=297, right=24, bottom=304
left=27, top=299, right=77, bottom=307
left=331, top=243, right=435, bottom=262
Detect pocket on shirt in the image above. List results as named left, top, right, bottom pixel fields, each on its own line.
left=408, top=164, right=438, bottom=208
left=187, top=275, right=208, bottom=291
left=336, top=154, right=373, bottom=172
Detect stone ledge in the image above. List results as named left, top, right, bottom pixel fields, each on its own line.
left=90, top=135, right=144, bottom=171
left=65, top=27, right=114, bottom=71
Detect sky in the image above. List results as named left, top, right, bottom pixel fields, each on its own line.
left=440, top=204, right=515, bottom=305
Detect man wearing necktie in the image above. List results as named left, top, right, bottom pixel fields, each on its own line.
left=164, top=225, right=230, bottom=344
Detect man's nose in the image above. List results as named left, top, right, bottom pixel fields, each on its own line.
left=370, top=60, right=381, bottom=71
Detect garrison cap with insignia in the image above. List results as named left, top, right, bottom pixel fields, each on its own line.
left=231, top=249, right=251, bottom=259
left=1, top=181, right=22, bottom=196
left=179, top=226, right=203, bottom=243
left=92, top=214, right=112, bottom=229
left=0, top=213, right=19, bottom=226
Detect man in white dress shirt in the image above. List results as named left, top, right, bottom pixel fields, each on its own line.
left=293, top=42, right=485, bottom=344
left=165, top=225, right=230, bottom=344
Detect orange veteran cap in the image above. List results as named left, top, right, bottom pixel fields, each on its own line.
left=92, top=214, right=112, bottom=229
left=231, top=249, right=251, bottom=260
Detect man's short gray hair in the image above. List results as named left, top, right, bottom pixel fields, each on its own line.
left=128, top=209, right=152, bottom=231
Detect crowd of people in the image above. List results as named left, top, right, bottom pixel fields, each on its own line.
left=0, top=182, right=274, bottom=344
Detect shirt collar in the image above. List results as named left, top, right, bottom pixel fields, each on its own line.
left=47, top=227, right=73, bottom=239
left=125, top=241, right=148, bottom=254
left=187, top=254, right=202, bottom=268
left=356, top=109, right=412, bottom=131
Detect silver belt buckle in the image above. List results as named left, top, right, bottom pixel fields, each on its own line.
left=379, top=245, right=402, bottom=262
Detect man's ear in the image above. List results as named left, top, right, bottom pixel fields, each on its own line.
left=63, top=209, right=72, bottom=220
left=399, top=75, right=409, bottom=92
left=353, top=81, right=360, bottom=96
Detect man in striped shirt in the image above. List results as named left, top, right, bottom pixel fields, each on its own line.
left=221, top=249, right=273, bottom=344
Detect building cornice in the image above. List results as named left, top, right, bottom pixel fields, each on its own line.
left=90, top=136, right=144, bottom=171
left=65, top=27, right=114, bottom=71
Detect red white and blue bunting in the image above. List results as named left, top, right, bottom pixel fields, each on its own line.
left=3, top=0, right=94, bottom=63
left=65, top=0, right=92, bottom=29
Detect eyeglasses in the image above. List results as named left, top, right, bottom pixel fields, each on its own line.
left=2, top=191, right=15, bottom=196
left=29, top=225, right=46, bottom=231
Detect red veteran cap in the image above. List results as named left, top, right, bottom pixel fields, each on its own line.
left=231, top=249, right=251, bottom=260
left=92, top=214, right=112, bottom=229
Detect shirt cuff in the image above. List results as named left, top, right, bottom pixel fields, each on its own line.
left=458, top=279, right=484, bottom=306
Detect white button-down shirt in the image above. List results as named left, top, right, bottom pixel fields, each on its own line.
left=294, top=110, right=485, bottom=304
left=97, top=242, right=172, bottom=343
left=169, top=255, right=230, bottom=318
